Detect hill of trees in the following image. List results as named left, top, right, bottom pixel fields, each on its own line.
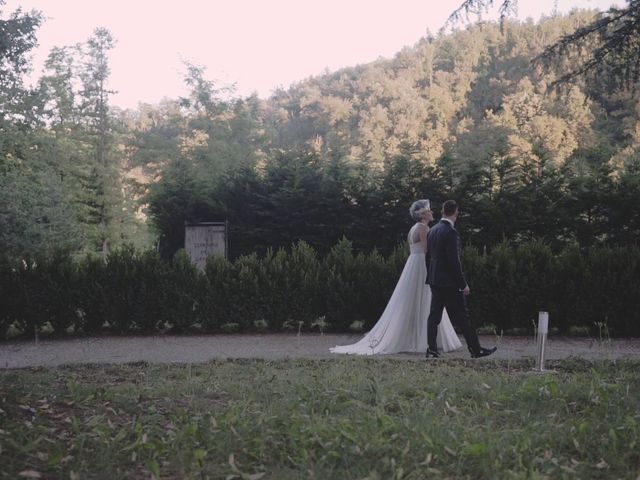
left=2, top=3, right=639, bottom=260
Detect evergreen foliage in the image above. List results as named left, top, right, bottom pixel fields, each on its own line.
left=2, top=5, right=640, bottom=260
left=1, top=3, right=640, bottom=338
left=132, top=10, right=640, bottom=259
left=1, top=241, right=639, bottom=339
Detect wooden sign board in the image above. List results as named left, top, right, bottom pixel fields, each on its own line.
left=185, top=222, right=227, bottom=270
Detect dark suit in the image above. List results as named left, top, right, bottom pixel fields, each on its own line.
left=426, top=219, right=481, bottom=354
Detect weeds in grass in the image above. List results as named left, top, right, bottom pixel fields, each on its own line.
left=310, top=316, right=328, bottom=336
left=1, top=359, right=639, bottom=479
left=595, top=319, right=611, bottom=346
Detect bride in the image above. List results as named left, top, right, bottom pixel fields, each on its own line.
left=330, top=199, right=462, bottom=355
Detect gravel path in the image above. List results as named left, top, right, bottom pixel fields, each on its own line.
left=1, top=334, right=639, bottom=369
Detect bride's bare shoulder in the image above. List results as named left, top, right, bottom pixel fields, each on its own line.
left=416, top=223, right=429, bottom=240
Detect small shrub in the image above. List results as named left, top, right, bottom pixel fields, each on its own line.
left=310, top=315, right=329, bottom=335
left=349, top=320, right=365, bottom=332
left=220, top=322, right=240, bottom=333
left=253, top=319, right=269, bottom=331
left=0, top=257, right=20, bottom=339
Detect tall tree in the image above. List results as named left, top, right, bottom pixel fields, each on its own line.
left=0, top=1, right=43, bottom=129
left=76, top=28, right=124, bottom=255
left=449, top=0, right=640, bottom=88
left=0, top=3, right=80, bottom=258
left=38, top=28, right=146, bottom=255
left=39, top=46, right=79, bottom=130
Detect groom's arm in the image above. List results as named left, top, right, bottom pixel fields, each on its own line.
left=444, top=230, right=467, bottom=290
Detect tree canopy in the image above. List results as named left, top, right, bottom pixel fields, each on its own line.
left=1, top=4, right=639, bottom=260
left=449, top=0, right=640, bottom=88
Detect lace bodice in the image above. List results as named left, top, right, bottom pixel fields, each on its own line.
left=408, top=223, right=428, bottom=254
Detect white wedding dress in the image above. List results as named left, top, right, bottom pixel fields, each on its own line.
left=330, top=223, right=462, bottom=355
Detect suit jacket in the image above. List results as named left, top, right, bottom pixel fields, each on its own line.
left=426, top=219, right=467, bottom=290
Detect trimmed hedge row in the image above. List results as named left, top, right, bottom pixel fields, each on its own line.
left=1, top=239, right=639, bottom=339
left=465, top=240, right=640, bottom=336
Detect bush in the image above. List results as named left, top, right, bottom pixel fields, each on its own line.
left=254, top=249, right=286, bottom=329
left=77, top=254, right=109, bottom=333
left=100, top=246, right=143, bottom=334
left=465, top=242, right=515, bottom=333
left=12, top=256, right=51, bottom=336
left=322, top=238, right=360, bottom=330
left=281, top=241, right=322, bottom=328
left=134, top=250, right=169, bottom=332
left=36, top=252, right=82, bottom=335
left=550, top=244, right=588, bottom=333
left=579, top=246, right=640, bottom=336
left=202, top=254, right=233, bottom=331
left=163, top=250, right=204, bottom=332
left=1, top=240, right=640, bottom=338
left=0, top=257, right=20, bottom=339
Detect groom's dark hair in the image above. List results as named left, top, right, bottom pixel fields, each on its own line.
left=442, top=200, right=458, bottom=216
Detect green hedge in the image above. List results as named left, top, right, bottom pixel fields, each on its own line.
left=1, top=239, right=639, bottom=340
left=466, top=241, right=640, bottom=336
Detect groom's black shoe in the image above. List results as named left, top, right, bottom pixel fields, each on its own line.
left=469, top=346, right=497, bottom=358
left=426, top=348, right=441, bottom=358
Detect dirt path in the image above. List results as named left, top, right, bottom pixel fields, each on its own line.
left=1, top=334, right=639, bottom=369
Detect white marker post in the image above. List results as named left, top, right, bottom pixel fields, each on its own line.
left=535, top=311, right=549, bottom=372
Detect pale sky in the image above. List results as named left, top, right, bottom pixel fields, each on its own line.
left=2, top=0, right=620, bottom=109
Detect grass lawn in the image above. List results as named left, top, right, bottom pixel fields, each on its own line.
left=1, top=358, right=639, bottom=479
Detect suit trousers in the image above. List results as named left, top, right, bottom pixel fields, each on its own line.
left=427, top=286, right=481, bottom=354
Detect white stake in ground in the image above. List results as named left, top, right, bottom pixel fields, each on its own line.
left=535, top=311, right=549, bottom=372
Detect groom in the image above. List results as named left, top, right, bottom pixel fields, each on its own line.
left=425, top=200, right=497, bottom=359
